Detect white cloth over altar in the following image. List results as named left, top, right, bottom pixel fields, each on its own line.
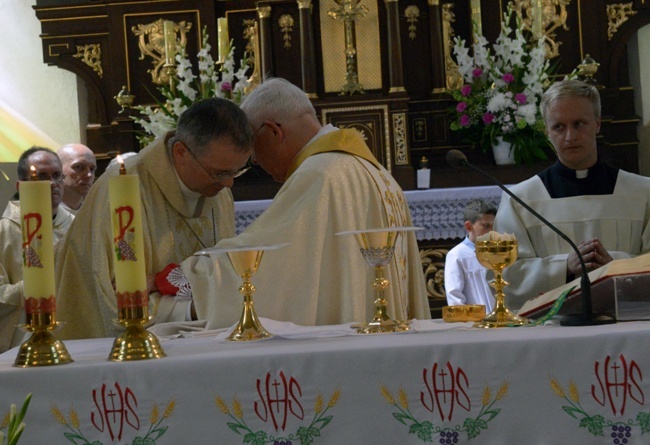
left=235, top=185, right=505, bottom=241
left=1, top=319, right=650, bottom=444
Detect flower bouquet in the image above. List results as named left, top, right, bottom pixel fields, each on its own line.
left=450, top=7, right=554, bottom=165
left=133, top=26, right=251, bottom=146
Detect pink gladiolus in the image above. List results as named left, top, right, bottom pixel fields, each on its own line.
left=515, top=93, right=527, bottom=104
left=502, top=73, right=515, bottom=83
left=456, top=102, right=468, bottom=112
left=482, top=113, right=495, bottom=125
left=461, top=85, right=472, bottom=97
left=221, top=82, right=233, bottom=92
left=472, top=68, right=483, bottom=78
left=460, top=115, right=471, bottom=126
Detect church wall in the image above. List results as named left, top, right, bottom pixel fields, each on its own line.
left=0, top=0, right=82, bottom=152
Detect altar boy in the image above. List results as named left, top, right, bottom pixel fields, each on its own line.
left=444, top=199, right=496, bottom=312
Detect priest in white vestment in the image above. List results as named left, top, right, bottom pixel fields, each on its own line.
left=177, top=78, right=431, bottom=328
left=56, top=143, right=97, bottom=215
left=0, top=147, right=74, bottom=352
left=495, top=80, right=650, bottom=310
left=54, top=98, right=254, bottom=339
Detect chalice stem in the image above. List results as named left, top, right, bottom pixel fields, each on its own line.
left=371, top=266, right=391, bottom=321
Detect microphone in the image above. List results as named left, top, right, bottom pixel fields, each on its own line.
left=446, top=149, right=615, bottom=326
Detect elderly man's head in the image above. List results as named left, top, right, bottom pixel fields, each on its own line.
left=240, top=78, right=321, bottom=183
left=57, top=143, right=97, bottom=209
left=17, top=147, right=64, bottom=214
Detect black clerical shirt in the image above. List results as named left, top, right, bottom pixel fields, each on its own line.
left=538, top=160, right=619, bottom=199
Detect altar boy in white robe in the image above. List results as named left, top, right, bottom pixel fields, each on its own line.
left=174, top=78, right=430, bottom=327
left=494, top=79, right=650, bottom=310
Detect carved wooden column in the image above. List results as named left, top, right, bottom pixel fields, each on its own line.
left=384, top=0, right=406, bottom=94
left=428, top=0, right=446, bottom=93
left=297, top=0, right=318, bottom=98
left=258, top=6, right=273, bottom=81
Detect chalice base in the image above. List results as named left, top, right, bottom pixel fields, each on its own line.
left=356, top=318, right=411, bottom=334
left=227, top=303, right=273, bottom=341
left=473, top=307, right=529, bottom=328
left=13, top=325, right=73, bottom=367
left=108, top=321, right=166, bottom=361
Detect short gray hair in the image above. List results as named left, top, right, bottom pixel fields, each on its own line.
left=240, top=78, right=316, bottom=128
left=540, top=79, right=601, bottom=123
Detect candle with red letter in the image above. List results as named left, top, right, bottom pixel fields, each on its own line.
left=20, top=166, right=56, bottom=325
left=108, top=156, right=148, bottom=320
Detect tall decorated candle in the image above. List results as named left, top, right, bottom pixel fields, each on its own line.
left=108, top=156, right=148, bottom=320
left=20, top=166, right=56, bottom=325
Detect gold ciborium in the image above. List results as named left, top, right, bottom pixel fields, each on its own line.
left=474, top=234, right=529, bottom=328
left=337, top=227, right=420, bottom=334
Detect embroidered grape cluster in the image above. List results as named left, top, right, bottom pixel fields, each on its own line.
left=438, top=429, right=459, bottom=444
left=116, top=239, right=137, bottom=261
left=611, top=424, right=632, bottom=444
left=24, top=246, right=43, bottom=268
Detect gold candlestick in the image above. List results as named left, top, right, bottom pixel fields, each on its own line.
left=14, top=171, right=72, bottom=367
left=108, top=156, right=166, bottom=361
left=337, top=227, right=420, bottom=334
left=473, top=233, right=529, bottom=328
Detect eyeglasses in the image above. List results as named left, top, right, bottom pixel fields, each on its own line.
left=179, top=140, right=251, bottom=182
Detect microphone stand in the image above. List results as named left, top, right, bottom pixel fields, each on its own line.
left=448, top=151, right=615, bottom=326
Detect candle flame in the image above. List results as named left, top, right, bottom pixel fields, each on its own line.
left=116, top=155, right=127, bottom=175
left=30, top=165, right=38, bottom=181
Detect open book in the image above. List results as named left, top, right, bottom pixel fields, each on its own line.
left=517, top=252, right=650, bottom=319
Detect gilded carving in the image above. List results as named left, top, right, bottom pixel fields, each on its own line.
left=420, top=248, right=448, bottom=300
left=511, top=0, right=570, bottom=59
left=442, top=4, right=463, bottom=91
left=73, top=43, right=103, bottom=78
left=392, top=113, right=408, bottom=165
left=328, top=0, right=368, bottom=95
left=297, top=0, right=312, bottom=9
left=321, top=104, right=392, bottom=172
left=243, top=20, right=262, bottom=94
left=279, top=14, right=295, bottom=48
left=606, top=3, right=637, bottom=41
left=132, top=19, right=192, bottom=85
left=413, top=118, right=427, bottom=142
left=404, top=5, right=420, bottom=40
left=258, top=6, right=271, bottom=19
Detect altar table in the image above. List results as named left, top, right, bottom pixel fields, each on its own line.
left=235, top=185, right=504, bottom=240
left=1, top=319, right=649, bottom=444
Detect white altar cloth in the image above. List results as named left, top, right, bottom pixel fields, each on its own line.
left=1, top=319, right=650, bottom=444
left=235, top=185, right=505, bottom=240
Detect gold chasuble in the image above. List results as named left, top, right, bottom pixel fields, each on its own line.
left=54, top=136, right=236, bottom=340
left=183, top=128, right=430, bottom=329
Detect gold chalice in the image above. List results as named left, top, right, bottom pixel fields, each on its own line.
left=200, top=244, right=289, bottom=341
left=337, top=227, right=420, bottom=334
left=474, top=236, right=529, bottom=328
